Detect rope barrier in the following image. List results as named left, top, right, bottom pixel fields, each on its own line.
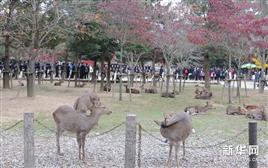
left=137, top=123, right=167, bottom=144
left=88, top=122, right=125, bottom=138
left=138, top=123, right=248, bottom=149
left=258, top=128, right=268, bottom=136
left=185, top=129, right=248, bottom=149
left=0, top=120, right=23, bottom=132
left=34, top=119, right=124, bottom=138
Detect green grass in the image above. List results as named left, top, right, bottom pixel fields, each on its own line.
left=2, top=82, right=268, bottom=137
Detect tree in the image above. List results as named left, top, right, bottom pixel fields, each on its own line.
left=98, top=0, right=151, bottom=100
left=1, top=0, right=19, bottom=89
left=148, top=2, right=194, bottom=95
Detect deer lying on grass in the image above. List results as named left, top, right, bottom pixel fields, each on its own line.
left=246, top=106, right=267, bottom=121
left=226, top=105, right=248, bottom=115
left=161, top=92, right=175, bottom=98
left=194, top=85, right=212, bottom=99
left=73, top=92, right=101, bottom=114
left=184, top=102, right=211, bottom=115
left=104, top=83, right=111, bottom=92
left=54, top=81, right=63, bottom=86
left=124, top=85, right=140, bottom=94
left=144, top=88, right=158, bottom=94
left=154, top=112, right=192, bottom=168
left=52, top=105, right=112, bottom=160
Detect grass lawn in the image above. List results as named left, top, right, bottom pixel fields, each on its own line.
left=1, top=81, right=267, bottom=137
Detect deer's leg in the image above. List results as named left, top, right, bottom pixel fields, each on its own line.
left=76, top=133, right=82, bottom=159
left=183, top=141, right=185, bottom=156
left=175, top=143, right=180, bottom=168
left=56, top=127, right=63, bottom=155
left=166, top=144, right=173, bottom=168
left=81, top=133, right=86, bottom=160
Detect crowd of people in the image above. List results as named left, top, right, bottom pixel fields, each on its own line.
left=0, top=60, right=267, bottom=83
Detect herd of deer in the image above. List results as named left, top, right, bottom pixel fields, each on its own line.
left=51, top=84, right=266, bottom=167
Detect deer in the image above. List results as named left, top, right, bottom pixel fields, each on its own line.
left=194, top=85, right=212, bottom=100
left=246, top=106, right=267, bottom=121
left=54, top=81, right=63, bottom=86
left=144, top=88, right=158, bottom=94
left=52, top=104, right=112, bottom=160
left=124, top=84, right=140, bottom=94
left=184, top=101, right=211, bottom=115
left=161, top=92, right=175, bottom=98
left=73, top=92, right=101, bottom=114
left=103, top=83, right=111, bottom=92
left=154, top=112, right=192, bottom=168
left=226, top=105, right=248, bottom=115
left=195, top=91, right=212, bottom=99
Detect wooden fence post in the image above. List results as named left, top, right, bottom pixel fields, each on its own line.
left=125, top=114, right=136, bottom=168
left=249, top=121, right=257, bottom=168
left=24, top=113, right=35, bottom=168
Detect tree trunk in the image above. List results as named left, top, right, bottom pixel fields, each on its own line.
left=92, top=60, right=97, bottom=83
left=152, top=59, right=157, bottom=87
left=3, top=0, right=16, bottom=89
left=259, top=49, right=265, bottom=93
left=107, top=59, right=111, bottom=86
left=100, top=55, right=105, bottom=92
left=165, top=66, right=170, bottom=94
left=119, top=73, right=122, bottom=101
left=141, top=62, right=146, bottom=85
left=204, top=53, right=210, bottom=90
left=74, top=56, right=79, bottom=87
left=61, top=50, right=68, bottom=82
left=26, top=72, right=34, bottom=97
left=3, top=28, right=11, bottom=89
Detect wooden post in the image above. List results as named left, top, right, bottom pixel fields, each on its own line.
left=249, top=121, right=257, bottom=168
left=125, top=114, right=136, bottom=168
left=24, top=113, right=34, bottom=168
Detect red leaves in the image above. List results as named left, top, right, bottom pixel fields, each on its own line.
left=189, top=0, right=268, bottom=49
left=98, top=0, right=152, bottom=44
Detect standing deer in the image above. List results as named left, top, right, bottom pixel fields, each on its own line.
left=52, top=105, right=112, bottom=160
left=154, top=112, right=192, bottom=168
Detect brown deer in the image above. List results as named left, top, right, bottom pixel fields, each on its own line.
left=103, top=83, right=111, bottom=92
left=124, top=85, right=140, bottom=94
left=52, top=105, right=112, bottom=160
left=54, top=81, right=63, bottom=86
left=184, top=102, right=211, bottom=115
left=144, top=88, right=158, bottom=94
left=195, top=91, right=212, bottom=99
left=73, top=92, right=101, bottom=114
left=154, top=112, right=192, bottom=168
left=226, top=105, right=248, bottom=115
left=246, top=106, right=267, bottom=121
left=161, top=92, right=175, bottom=98
left=243, top=104, right=259, bottom=110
